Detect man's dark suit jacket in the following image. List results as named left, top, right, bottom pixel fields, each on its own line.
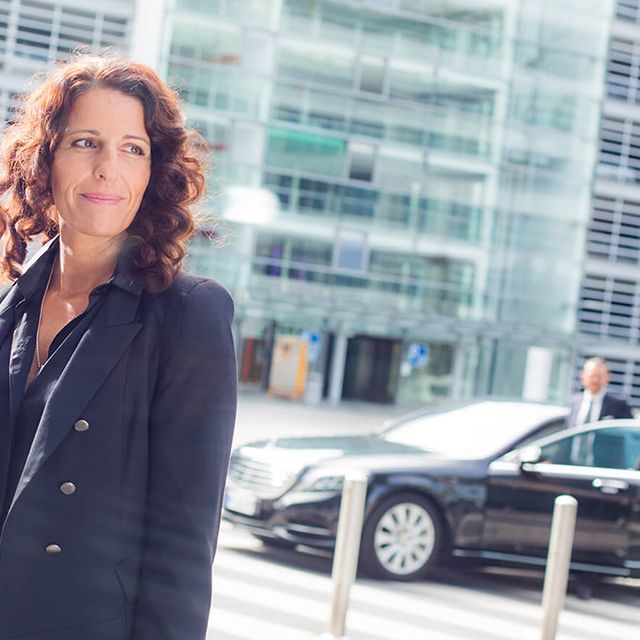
left=566, top=390, right=633, bottom=427
left=0, top=238, right=237, bottom=640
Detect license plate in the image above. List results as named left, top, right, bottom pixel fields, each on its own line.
left=225, top=488, right=258, bottom=516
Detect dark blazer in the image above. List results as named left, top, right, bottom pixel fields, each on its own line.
left=0, top=239, right=237, bottom=640
left=566, top=390, right=633, bottom=427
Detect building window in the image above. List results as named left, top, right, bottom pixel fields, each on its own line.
left=376, top=146, right=423, bottom=188
left=578, top=275, right=639, bottom=341
left=298, top=178, right=331, bottom=213
left=9, top=0, right=129, bottom=65
left=607, top=38, right=640, bottom=104
left=597, top=116, right=640, bottom=184
left=277, top=40, right=355, bottom=89
left=358, top=55, right=385, bottom=94
left=266, top=126, right=346, bottom=177
left=0, top=2, right=8, bottom=60
left=289, top=238, right=332, bottom=282
left=334, top=232, right=367, bottom=271
left=587, top=195, right=640, bottom=264
left=616, top=0, right=640, bottom=23
left=231, top=121, right=264, bottom=166
left=254, top=235, right=285, bottom=277
left=253, top=234, right=332, bottom=283
left=348, top=142, right=374, bottom=181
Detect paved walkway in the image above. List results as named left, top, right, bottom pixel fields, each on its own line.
left=234, top=391, right=414, bottom=445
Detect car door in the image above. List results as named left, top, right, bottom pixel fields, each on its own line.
left=483, top=424, right=640, bottom=574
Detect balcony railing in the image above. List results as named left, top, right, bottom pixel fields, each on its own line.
left=262, top=170, right=485, bottom=242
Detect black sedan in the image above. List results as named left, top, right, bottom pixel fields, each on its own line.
left=223, top=400, right=640, bottom=581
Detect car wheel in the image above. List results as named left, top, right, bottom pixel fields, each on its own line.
left=360, top=493, right=444, bottom=580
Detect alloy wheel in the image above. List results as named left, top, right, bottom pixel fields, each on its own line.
left=372, top=501, right=436, bottom=576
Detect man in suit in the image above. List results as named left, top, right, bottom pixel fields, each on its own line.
left=566, top=357, right=633, bottom=600
left=567, top=357, right=633, bottom=427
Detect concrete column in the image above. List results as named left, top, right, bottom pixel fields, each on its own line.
left=475, top=336, right=496, bottom=396
left=450, top=339, right=468, bottom=400
left=329, top=329, right=349, bottom=406
left=129, top=0, right=167, bottom=69
left=522, top=346, right=553, bottom=402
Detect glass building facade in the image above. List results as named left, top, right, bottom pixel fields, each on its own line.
left=0, top=0, right=132, bottom=122
left=575, top=0, right=640, bottom=406
left=164, top=0, right=612, bottom=405
left=0, top=0, right=626, bottom=407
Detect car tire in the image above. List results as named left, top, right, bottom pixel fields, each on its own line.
left=360, top=493, right=444, bottom=581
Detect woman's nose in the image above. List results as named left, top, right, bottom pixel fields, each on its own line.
left=93, top=147, right=119, bottom=181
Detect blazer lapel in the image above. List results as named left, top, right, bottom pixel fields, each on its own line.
left=0, top=285, right=22, bottom=348
left=0, top=236, right=59, bottom=349
left=599, top=392, right=610, bottom=420
left=7, top=298, right=28, bottom=429
left=8, top=285, right=143, bottom=512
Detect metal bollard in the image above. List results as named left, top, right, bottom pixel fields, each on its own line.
left=319, top=471, right=368, bottom=640
left=540, top=495, right=578, bottom=640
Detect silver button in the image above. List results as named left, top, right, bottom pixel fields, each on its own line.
left=45, top=544, right=62, bottom=554
left=59, top=482, right=76, bottom=495
left=74, top=419, right=89, bottom=432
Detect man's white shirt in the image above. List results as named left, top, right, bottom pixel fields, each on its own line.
left=572, top=388, right=607, bottom=465
left=576, top=388, right=606, bottom=425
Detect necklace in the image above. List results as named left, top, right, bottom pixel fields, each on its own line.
left=34, top=263, right=112, bottom=370
left=35, top=265, right=55, bottom=370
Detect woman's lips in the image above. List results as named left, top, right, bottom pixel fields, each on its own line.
left=81, top=193, right=123, bottom=205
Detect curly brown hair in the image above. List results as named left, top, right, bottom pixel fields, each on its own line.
left=0, top=52, right=207, bottom=293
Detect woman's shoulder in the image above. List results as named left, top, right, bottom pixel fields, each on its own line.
left=147, top=272, right=234, bottom=323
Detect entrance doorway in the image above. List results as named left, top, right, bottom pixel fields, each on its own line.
left=342, top=336, right=402, bottom=404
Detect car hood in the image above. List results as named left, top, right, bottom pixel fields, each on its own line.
left=232, top=434, right=480, bottom=475
left=236, top=434, right=423, bottom=458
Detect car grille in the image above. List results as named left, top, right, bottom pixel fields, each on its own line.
left=227, top=455, right=300, bottom=499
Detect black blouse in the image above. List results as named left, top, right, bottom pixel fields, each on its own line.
left=0, top=253, right=110, bottom=524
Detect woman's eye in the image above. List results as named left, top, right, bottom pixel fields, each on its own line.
left=72, top=138, right=96, bottom=149
left=124, top=144, right=145, bottom=156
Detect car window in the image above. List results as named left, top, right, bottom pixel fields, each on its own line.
left=380, top=402, right=567, bottom=459
left=540, top=426, right=640, bottom=469
left=517, top=417, right=566, bottom=447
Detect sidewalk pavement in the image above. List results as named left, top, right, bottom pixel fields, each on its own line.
left=234, top=391, right=415, bottom=446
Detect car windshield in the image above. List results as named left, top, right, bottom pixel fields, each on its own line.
left=380, top=401, right=566, bottom=459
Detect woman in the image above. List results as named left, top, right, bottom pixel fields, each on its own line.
left=0, top=54, right=237, bottom=640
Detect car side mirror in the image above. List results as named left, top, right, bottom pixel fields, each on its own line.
left=518, top=445, right=542, bottom=466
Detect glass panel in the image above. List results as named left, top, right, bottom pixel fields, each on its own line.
left=389, top=61, right=436, bottom=103
left=278, top=40, right=355, bottom=88
left=359, top=56, right=385, bottom=94
left=176, top=0, right=273, bottom=26
left=376, top=147, right=424, bottom=188
left=265, top=127, right=346, bottom=177
left=349, top=142, right=375, bottom=181
left=170, top=20, right=242, bottom=64
left=541, top=427, right=638, bottom=469
left=335, top=236, right=366, bottom=271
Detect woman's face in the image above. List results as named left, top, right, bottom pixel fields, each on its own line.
left=50, top=87, right=151, bottom=243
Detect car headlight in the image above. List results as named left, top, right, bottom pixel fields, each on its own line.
left=295, top=471, right=345, bottom=494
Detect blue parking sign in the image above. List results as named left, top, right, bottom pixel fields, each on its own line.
left=302, top=330, right=322, bottom=363
left=407, top=342, right=429, bottom=368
